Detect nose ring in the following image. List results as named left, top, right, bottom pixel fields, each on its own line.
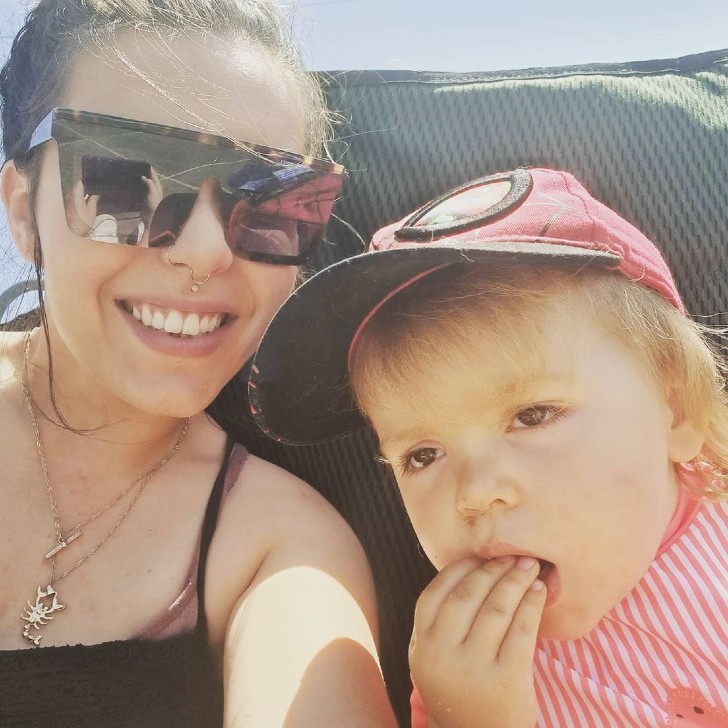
left=165, top=243, right=179, bottom=268
left=189, top=270, right=210, bottom=293
left=166, top=243, right=210, bottom=293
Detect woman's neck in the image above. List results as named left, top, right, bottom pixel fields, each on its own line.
left=22, top=327, right=186, bottom=443
left=11, top=328, right=193, bottom=488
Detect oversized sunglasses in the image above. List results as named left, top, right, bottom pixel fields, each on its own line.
left=25, top=108, right=344, bottom=264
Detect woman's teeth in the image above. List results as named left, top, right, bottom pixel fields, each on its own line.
left=130, top=303, right=224, bottom=337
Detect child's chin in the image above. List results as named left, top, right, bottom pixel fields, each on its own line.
left=537, top=609, right=602, bottom=642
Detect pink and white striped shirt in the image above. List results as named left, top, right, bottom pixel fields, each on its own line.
left=411, top=493, right=728, bottom=727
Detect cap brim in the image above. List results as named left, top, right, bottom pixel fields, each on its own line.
left=249, top=241, right=618, bottom=445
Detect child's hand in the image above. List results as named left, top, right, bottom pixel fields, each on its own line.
left=410, top=555, right=546, bottom=728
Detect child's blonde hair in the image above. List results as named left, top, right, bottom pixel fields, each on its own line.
left=350, top=261, right=728, bottom=499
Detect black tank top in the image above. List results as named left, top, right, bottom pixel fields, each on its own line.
left=0, top=437, right=236, bottom=728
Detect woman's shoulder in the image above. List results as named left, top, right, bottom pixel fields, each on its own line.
left=210, top=450, right=394, bottom=727
left=225, top=450, right=359, bottom=544
left=204, top=447, right=376, bottom=644
left=224, top=451, right=374, bottom=595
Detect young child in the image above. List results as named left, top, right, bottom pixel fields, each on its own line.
left=250, top=167, right=728, bottom=727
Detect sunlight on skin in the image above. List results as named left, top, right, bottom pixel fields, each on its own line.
left=0, top=350, right=17, bottom=383
left=224, top=565, right=385, bottom=727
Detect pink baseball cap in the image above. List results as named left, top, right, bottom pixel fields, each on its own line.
left=250, top=168, right=683, bottom=444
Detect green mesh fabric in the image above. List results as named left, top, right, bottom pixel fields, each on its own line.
left=219, top=49, right=728, bottom=726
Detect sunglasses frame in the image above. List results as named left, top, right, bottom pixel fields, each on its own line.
left=24, top=107, right=345, bottom=265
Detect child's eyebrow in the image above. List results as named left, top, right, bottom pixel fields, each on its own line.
left=375, top=372, right=575, bottom=450
left=378, top=429, right=432, bottom=453
left=374, top=412, right=447, bottom=450
left=464, top=371, right=574, bottom=406
left=487, top=376, right=558, bottom=401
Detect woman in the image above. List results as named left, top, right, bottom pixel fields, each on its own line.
left=0, top=1, right=396, bottom=726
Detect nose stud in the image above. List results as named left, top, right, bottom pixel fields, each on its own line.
left=166, top=243, right=211, bottom=293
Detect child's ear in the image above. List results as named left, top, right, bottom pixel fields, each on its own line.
left=665, top=388, right=705, bottom=463
left=1, top=161, right=36, bottom=263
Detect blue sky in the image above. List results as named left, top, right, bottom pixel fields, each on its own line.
left=0, top=0, right=727, bottom=306
left=291, top=0, right=728, bottom=72
left=2, top=1, right=728, bottom=79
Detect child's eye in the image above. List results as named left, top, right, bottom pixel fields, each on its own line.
left=511, top=405, right=565, bottom=429
left=400, top=446, right=444, bottom=475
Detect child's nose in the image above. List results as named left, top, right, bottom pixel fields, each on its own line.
left=169, top=179, right=234, bottom=277
left=455, top=452, right=519, bottom=516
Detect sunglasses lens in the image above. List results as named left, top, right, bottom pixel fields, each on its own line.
left=52, top=112, right=342, bottom=262
left=225, top=174, right=338, bottom=261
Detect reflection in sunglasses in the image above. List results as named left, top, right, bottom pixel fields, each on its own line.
left=147, top=189, right=319, bottom=263
left=226, top=162, right=316, bottom=201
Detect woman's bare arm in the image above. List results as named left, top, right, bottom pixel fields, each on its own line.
left=211, top=456, right=396, bottom=727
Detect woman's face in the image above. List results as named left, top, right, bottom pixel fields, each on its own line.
left=30, top=32, right=307, bottom=418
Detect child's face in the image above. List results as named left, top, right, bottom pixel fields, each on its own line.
left=363, top=304, right=700, bottom=641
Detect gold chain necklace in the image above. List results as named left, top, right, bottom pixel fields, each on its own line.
left=20, top=334, right=191, bottom=645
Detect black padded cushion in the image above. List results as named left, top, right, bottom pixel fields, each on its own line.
left=211, top=48, right=728, bottom=726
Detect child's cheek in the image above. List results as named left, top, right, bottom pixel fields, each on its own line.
left=398, top=490, right=441, bottom=568
left=405, top=502, right=466, bottom=571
